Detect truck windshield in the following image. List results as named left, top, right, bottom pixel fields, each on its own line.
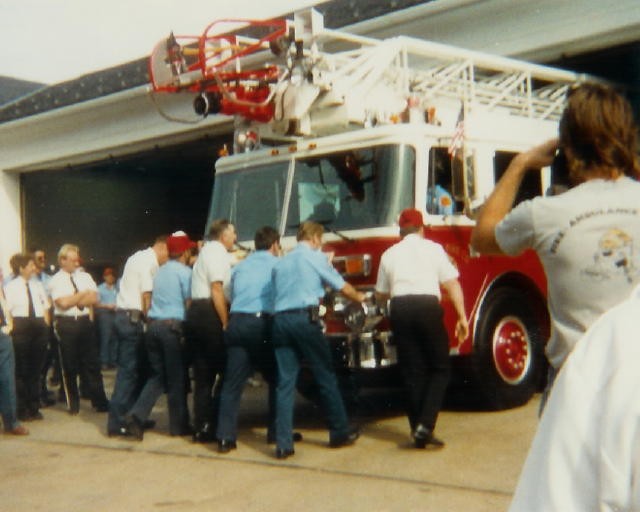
left=209, top=144, right=414, bottom=241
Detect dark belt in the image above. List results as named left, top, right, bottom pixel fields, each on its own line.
left=276, top=307, right=311, bottom=315
left=148, top=318, right=183, bottom=325
left=55, top=315, right=90, bottom=321
left=231, top=312, right=271, bottom=319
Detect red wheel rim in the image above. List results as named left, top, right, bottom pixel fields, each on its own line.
left=492, top=315, right=531, bottom=384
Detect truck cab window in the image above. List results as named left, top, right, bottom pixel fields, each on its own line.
left=284, top=145, right=415, bottom=236
left=494, top=151, right=542, bottom=206
left=427, top=147, right=456, bottom=215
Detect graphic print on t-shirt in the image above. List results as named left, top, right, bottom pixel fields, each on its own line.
left=582, top=227, right=638, bottom=283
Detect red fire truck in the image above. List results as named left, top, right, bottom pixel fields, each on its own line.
left=150, top=9, right=582, bottom=409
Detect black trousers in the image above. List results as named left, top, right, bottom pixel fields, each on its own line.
left=184, top=300, right=226, bottom=431
left=12, top=317, right=49, bottom=417
left=55, top=316, right=108, bottom=411
left=389, top=295, right=451, bottom=432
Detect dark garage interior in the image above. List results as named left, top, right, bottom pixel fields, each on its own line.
left=21, top=135, right=229, bottom=277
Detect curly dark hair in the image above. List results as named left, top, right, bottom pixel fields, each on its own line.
left=560, top=82, right=640, bottom=182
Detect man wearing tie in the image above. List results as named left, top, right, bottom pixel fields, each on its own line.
left=49, top=244, right=109, bottom=415
left=3, top=253, right=50, bottom=421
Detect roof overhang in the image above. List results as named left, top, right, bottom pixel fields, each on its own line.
left=0, top=86, right=232, bottom=172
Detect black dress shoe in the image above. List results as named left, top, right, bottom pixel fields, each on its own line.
left=217, top=439, right=237, bottom=453
left=329, top=428, right=360, bottom=448
left=170, top=425, right=193, bottom=437
left=124, top=414, right=144, bottom=441
left=40, top=393, right=56, bottom=407
left=267, top=431, right=303, bottom=444
left=107, top=427, right=128, bottom=438
left=69, top=400, right=80, bottom=416
left=413, top=424, right=445, bottom=449
left=93, top=402, right=109, bottom=413
left=192, top=423, right=216, bottom=443
left=143, top=419, right=156, bottom=431
left=275, top=447, right=295, bottom=459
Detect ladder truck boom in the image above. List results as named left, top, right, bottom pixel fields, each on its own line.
left=149, top=8, right=584, bottom=139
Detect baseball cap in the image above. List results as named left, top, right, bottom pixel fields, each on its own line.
left=167, top=231, right=196, bottom=256
left=398, top=208, right=424, bottom=229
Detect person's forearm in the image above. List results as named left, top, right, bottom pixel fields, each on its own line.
left=341, top=283, right=365, bottom=303
left=141, top=292, right=152, bottom=315
left=471, top=154, right=528, bottom=254
left=211, top=283, right=229, bottom=328
left=444, top=280, right=466, bottom=321
left=77, top=290, right=98, bottom=308
left=471, top=138, right=558, bottom=254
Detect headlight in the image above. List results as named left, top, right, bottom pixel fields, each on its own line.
left=343, top=295, right=382, bottom=333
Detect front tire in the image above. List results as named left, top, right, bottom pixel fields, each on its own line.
left=472, top=287, right=544, bottom=410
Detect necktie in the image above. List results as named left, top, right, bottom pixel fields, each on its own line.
left=26, top=281, right=35, bottom=318
left=70, top=274, right=85, bottom=311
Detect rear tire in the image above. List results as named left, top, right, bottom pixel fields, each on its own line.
left=472, top=287, right=544, bottom=410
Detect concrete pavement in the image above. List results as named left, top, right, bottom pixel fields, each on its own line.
left=0, top=371, right=539, bottom=511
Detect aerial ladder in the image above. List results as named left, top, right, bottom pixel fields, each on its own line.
left=149, top=8, right=582, bottom=143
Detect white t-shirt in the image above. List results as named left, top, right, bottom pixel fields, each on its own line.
left=375, top=233, right=459, bottom=299
left=116, top=248, right=159, bottom=311
left=495, top=177, right=640, bottom=369
left=509, top=285, right=640, bottom=512
left=191, top=240, right=232, bottom=300
left=49, top=269, right=97, bottom=317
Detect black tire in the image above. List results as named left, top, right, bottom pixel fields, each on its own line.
left=472, top=287, right=544, bottom=410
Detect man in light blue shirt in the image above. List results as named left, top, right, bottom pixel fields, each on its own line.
left=123, top=231, right=195, bottom=440
left=271, top=221, right=365, bottom=459
left=96, top=267, right=118, bottom=368
left=216, top=226, right=289, bottom=453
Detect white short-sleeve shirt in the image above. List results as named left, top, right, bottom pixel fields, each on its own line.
left=116, top=248, right=159, bottom=311
left=376, top=233, right=459, bottom=299
left=3, top=276, right=50, bottom=318
left=49, top=269, right=97, bottom=317
left=191, top=240, right=232, bottom=299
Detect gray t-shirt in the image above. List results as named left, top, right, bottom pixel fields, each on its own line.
left=495, top=177, right=640, bottom=369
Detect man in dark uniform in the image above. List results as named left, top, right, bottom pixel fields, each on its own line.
left=216, top=226, right=302, bottom=453
left=271, top=221, right=365, bottom=459
left=107, top=237, right=169, bottom=436
left=375, top=208, right=468, bottom=449
left=49, top=244, right=109, bottom=415
left=123, top=232, right=195, bottom=440
left=186, top=219, right=236, bottom=443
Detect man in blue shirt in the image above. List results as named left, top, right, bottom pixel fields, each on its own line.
left=216, top=226, right=298, bottom=453
left=123, top=231, right=195, bottom=440
left=95, top=267, right=118, bottom=368
left=272, top=221, right=365, bottom=459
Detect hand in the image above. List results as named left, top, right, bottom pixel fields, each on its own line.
left=518, top=138, right=559, bottom=170
left=455, top=317, right=469, bottom=343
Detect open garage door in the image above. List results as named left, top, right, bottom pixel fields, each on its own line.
left=21, top=135, right=228, bottom=276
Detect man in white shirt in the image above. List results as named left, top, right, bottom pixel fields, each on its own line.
left=4, top=253, right=50, bottom=421
left=376, top=208, right=468, bottom=448
left=107, top=236, right=168, bottom=437
left=509, top=285, right=640, bottom=512
left=186, top=219, right=235, bottom=442
left=49, top=244, right=108, bottom=414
